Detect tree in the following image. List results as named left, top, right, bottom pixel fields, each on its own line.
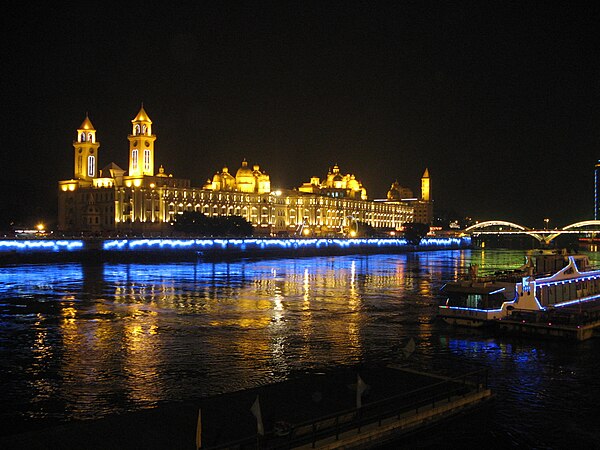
left=173, top=212, right=253, bottom=237
left=403, top=222, right=430, bottom=245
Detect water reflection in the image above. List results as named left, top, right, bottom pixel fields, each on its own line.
left=2, top=250, right=599, bottom=446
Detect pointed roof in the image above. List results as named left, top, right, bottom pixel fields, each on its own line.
left=132, top=104, right=152, bottom=123
left=422, top=168, right=430, bottom=178
left=79, top=114, right=95, bottom=130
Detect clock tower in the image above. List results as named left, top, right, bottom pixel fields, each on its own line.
left=73, top=114, right=99, bottom=181
left=128, top=105, right=156, bottom=177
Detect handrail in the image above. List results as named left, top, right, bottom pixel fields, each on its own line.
left=205, top=368, right=488, bottom=449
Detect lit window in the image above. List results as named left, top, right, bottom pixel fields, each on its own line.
left=144, top=149, right=151, bottom=172
left=132, top=149, right=138, bottom=171
left=87, top=155, right=95, bottom=177
left=135, top=124, right=140, bottom=135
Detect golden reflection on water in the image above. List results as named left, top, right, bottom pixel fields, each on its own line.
left=8, top=251, right=497, bottom=420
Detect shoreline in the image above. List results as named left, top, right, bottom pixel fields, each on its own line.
left=0, top=236, right=471, bottom=264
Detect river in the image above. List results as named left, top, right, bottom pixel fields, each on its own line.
left=1, top=249, right=599, bottom=448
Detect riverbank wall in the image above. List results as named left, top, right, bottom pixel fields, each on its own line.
left=0, top=236, right=471, bottom=263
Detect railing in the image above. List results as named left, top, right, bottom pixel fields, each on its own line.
left=205, top=368, right=489, bottom=449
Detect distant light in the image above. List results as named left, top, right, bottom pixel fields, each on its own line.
left=36, top=223, right=45, bottom=232
left=349, top=230, right=357, bottom=237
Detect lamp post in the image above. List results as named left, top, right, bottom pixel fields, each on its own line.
left=544, top=218, right=550, bottom=230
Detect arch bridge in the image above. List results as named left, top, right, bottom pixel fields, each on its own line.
left=462, top=220, right=600, bottom=244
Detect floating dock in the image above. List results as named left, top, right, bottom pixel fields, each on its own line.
left=0, top=365, right=492, bottom=449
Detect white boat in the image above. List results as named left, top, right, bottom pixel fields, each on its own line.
left=438, top=250, right=600, bottom=327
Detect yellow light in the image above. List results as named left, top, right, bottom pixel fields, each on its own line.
left=133, top=179, right=142, bottom=187
left=68, top=184, right=76, bottom=191
left=125, top=180, right=132, bottom=187
left=36, top=223, right=45, bottom=232
left=149, top=183, right=155, bottom=188
left=61, top=186, right=67, bottom=192
left=303, top=228, right=310, bottom=236
left=349, top=230, right=357, bottom=237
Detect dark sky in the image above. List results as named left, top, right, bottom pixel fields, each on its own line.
left=1, top=1, right=599, bottom=228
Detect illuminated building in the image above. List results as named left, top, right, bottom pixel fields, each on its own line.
left=298, top=164, right=367, bottom=200
left=382, top=169, right=433, bottom=225
left=58, top=107, right=415, bottom=234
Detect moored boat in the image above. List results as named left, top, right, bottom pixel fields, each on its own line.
left=438, top=250, right=600, bottom=327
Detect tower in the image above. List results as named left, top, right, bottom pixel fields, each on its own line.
left=596, top=160, right=600, bottom=220
left=73, top=114, right=99, bottom=181
left=128, top=105, right=156, bottom=177
left=421, top=168, right=430, bottom=201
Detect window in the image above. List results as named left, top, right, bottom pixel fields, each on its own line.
left=135, top=124, right=140, bottom=135
left=144, top=149, right=151, bottom=172
left=87, top=155, right=95, bottom=177
left=77, top=155, right=83, bottom=175
left=131, top=149, right=138, bottom=171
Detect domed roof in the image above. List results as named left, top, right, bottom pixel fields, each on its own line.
left=236, top=159, right=253, bottom=177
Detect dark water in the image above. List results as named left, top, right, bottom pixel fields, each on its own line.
left=1, top=250, right=599, bottom=448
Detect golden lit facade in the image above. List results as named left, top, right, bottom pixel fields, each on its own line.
left=299, top=164, right=367, bottom=200
left=58, top=107, right=415, bottom=234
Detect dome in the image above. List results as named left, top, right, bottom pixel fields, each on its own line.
left=236, top=159, right=253, bottom=177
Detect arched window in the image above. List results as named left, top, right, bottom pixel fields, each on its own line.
left=135, top=124, right=140, bottom=135
left=80, top=132, right=86, bottom=142
left=142, top=124, right=147, bottom=135
left=143, top=149, right=151, bottom=172
left=87, top=155, right=95, bottom=177
left=88, top=133, right=93, bottom=142
left=131, top=149, right=138, bottom=171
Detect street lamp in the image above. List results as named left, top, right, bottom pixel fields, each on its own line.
left=544, top=218, right=550, bottom=230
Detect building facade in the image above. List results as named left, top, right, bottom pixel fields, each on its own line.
left=58, top=107, right=418, bottom=235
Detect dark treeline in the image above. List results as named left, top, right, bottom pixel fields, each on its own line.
left=173, top=212, right=253, bottom=237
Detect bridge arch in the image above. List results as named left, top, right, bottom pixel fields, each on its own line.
left=463, top=220, right=531, bottom=233
left=562, top=220, right=600, bottom=231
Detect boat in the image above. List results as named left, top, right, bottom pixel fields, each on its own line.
left=438, top=249, right=600, bottom=327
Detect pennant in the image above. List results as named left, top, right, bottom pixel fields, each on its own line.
left=356, top=374, right=368, bottom=409
left=402, top=337, right=416, bottom=358
left=251, top=395, right=264, bottom=435
left=196, top=408, right=202, bottom=450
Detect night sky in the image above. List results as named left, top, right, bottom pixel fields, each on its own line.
left=1, top=2, right=599, bottom=229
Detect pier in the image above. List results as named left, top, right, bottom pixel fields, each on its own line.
left=0, top=365, right=492, bottom=450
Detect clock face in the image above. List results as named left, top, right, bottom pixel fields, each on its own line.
left=145, top=141, right=150, bottom=147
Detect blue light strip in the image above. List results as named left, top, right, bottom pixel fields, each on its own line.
left=0, top=240, right=84, bottom=252
left=536, top=274, right=600, bottom=287
left=439, top=305, right=503, bottom=313
left=101, top=237, right=470, bottom=251
left=553, top=293, right=600, bottom=309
